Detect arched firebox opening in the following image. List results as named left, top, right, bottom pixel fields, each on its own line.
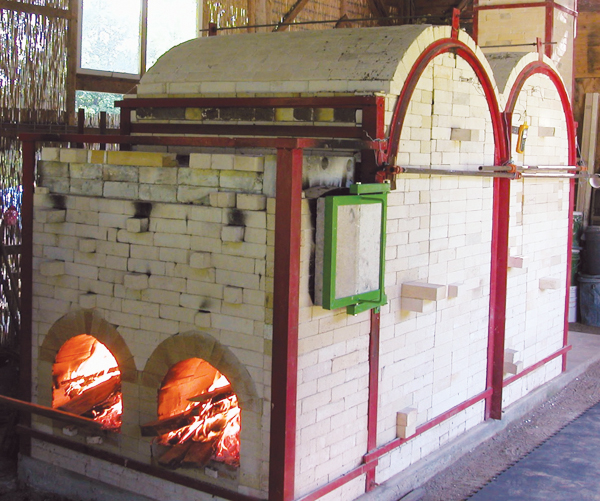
left=39, top=309, right=137, bottom=433
left=52, top=334, right=123, bottom=431
left=141, top=331, right=261, bottom=481
left=147, top=358, right=241, bottom=469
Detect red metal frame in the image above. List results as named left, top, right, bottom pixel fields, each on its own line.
left=385, top=38, right=506, bottom=167
left=487, top=175, right=511, bottom=420
left=17, top=133, right=341, bottom=501
left=270, top=147, right=303, bottom=501
left=297, top=388, right=492, bottom=501
left=363, top=388, right=493, bottom=463
left=115, top=96, right=383, bottom=142
left=365, top=311, right=380, bottom=492
left=384, top=37, right=509, bottom=424
left=473, top=1, right=577, bottom=18
left=297, top=464, right=375, bottom=501
left=545, top=2, right=554, bottom=58
left=116, top=96, right=380, bottom=109
left=19, top=139, right=35, bottom=456
left=504, top=61, right=577, bottom=374
left=472, top=0, right=479, bottom=42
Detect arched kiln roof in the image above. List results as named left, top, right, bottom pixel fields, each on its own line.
left=138, top=25, right=445, bottom=96
left=486, top=52, right=566, bottom=107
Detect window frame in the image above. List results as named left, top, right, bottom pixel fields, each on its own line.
left=75, top=0, right=202, bottom=89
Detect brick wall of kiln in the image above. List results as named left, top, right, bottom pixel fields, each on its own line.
left=503, top=72, right=570, bottom=408
left=294, top=51, right=571, bottom=497
left=31, top=148, right=277, bottom=499
left=295, top=51, right=496, bottom=498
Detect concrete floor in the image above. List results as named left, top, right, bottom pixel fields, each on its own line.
left=362, top=328, right=600, bottom=501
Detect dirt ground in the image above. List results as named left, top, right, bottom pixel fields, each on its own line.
left=414, top=356, right=600, bottom=501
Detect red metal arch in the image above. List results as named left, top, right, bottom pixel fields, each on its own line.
left=384, top=37, right=511, bottom=422
left=505, top=61, right=576, bottom=165
left=503, top=60, right=576, bottom=377
left=385, top=38, right=508, bottom=165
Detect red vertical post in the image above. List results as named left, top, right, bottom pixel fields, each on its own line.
left=359, top=96, right=386, bottom=183
left=365, top=311, right=380, bottom=491
left=564, top=116, right=578, bottom=370
left=269, top=147, right=303, bottom=501
left=451, top=8, right=460, bottom=39
left=487, top=178, right=510, bottom=420
left=472, top=0, right=479, bottom=43
left=20, top=139, right=35, bottom=454
left=563, top=177, right=575, bottom=370
left=208, top=22, right=218, bottom=36
left=486, top=111, right=511, bottom=420
left=545, top=1, right=554, bottom=58
left=362, top=95, right=385, bottom=490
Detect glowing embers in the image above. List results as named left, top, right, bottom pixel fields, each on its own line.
left=142, top=358, right=240, bottom=469
left=52, top=334, right=122, bottom=431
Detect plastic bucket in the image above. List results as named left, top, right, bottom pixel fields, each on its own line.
left=569, top=285, right=577, bottom=323
left=578, top=274, right=600, bottom=326
left=583, top=226, right=600, bottom=275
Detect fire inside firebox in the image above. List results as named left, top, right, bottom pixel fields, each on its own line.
left=142, top=358, right=240, bottom=469
left=52, top=334, right=122, bottom=430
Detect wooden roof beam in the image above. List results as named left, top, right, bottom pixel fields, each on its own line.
left=365, top=0, right=390, bottom=24
left=273, top=0, right=311, bottom=32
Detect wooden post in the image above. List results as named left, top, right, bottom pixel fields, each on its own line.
left=577, top=93, right=599, bottom=227
left=66, top=0, right=79, bottom=126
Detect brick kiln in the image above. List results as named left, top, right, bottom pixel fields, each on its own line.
left=16, top=19, right=576, bottom=501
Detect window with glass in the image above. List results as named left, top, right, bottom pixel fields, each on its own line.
left=78, top=0, right=199, bottom=78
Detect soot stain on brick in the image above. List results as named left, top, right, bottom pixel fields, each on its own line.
left=50, top=194, right=66, bottom=210
left=134, top=201, right=152, bottom=219
left=228, top=208, right=245, bottom=227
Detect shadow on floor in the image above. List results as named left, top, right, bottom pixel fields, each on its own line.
left=567, top=322, right=600, bottom=335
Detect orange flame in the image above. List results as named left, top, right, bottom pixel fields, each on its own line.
left=158, top=373, right=240, bottom=466
left=54, top=336, right=123, bottom=431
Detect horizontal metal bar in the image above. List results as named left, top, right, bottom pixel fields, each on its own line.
left=363, top=388, right=492, bottom=464
left=400, top=167, right=517, bottom=178
left=481, top=42, right=556, bottom=49
left=130, top=122, right=364, bottom=140
left=17, top=133, right=376, bottom=151
left=520, top=173, right=583, bottom=179
left=296, top=463, right=375, bottom=501
left=503, top=345, right=571, bottom=387
left=197, top=14, right=461, bottom=33
left=0, top=394, right=104, bottom=431
left=115, top=96, right=379, bottom=109
left=480, top=165, right=581, bottom=172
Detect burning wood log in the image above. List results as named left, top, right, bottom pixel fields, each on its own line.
left=157, top=442, right=192, bottom=469
left=58, top=375, right=121, bottom=416
left=140, top=385, right=233, bottom=437
left=187, top=384, right=232, bottom=403
left=182, top=440, right=218, bottom=467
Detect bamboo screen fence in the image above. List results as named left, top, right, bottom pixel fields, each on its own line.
left=0, top=2, right=70, bottom=353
